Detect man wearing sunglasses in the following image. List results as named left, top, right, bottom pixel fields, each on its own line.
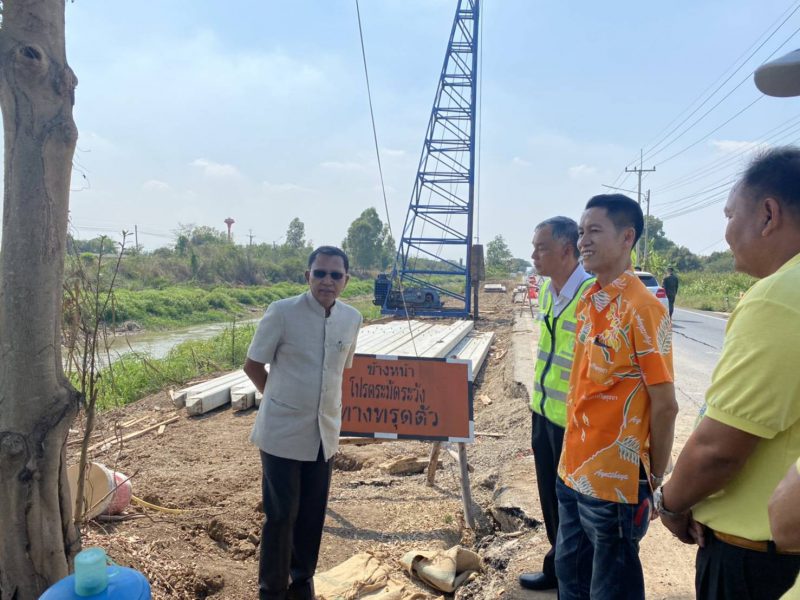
left=244, top=245, right=362, bottom=600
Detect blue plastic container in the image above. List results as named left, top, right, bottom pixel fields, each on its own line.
left=40, top=547, right=150, bottom=599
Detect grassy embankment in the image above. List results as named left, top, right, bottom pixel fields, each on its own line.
left=89, top=279, right=379, bottom=409
left=675, top=271, right=755, bottom=312
left=109, top=279, right=376, bottom=330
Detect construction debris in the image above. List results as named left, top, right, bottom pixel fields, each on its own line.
left=400, top=546, right=482, bottom=593
left=314, top=552, right=437, bottom=600
left=483, top=284, right=507, bottom=293
left=89, top=415, right=180, bottom=453
left=380, top=456, right=436, bottom=476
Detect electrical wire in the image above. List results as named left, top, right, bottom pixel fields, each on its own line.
left=612, top=0, right=800, bottom=185
left=641, top=2, right=800, bottom=164
left=653, top=112, right=800, bottom=194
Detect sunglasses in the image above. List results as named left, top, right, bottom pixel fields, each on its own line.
left=311, top=269, right=345, bottom=281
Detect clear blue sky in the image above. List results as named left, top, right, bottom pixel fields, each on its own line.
left=47, top=0, right=800, bottom=259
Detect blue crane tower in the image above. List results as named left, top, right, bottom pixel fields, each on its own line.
left=374, top=0, right=480, bottom=318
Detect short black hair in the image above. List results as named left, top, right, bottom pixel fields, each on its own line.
left=307, top=246, right=350, bottom=272
left=585, top=194, right=644, bottom=245
left=535, top=216, right=580, bottom=258
left=741, top=146, right=800, bottom=217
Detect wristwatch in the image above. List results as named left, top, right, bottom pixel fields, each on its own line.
left=650, top=472, right=665, bottom=488
left=653, top=485, right=686, bottom=517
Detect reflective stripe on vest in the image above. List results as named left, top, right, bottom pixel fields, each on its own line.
left=530, top=276, right=595, bottom=427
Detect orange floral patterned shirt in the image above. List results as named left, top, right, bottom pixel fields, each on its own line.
left=558, top=270, right=673, bottom=504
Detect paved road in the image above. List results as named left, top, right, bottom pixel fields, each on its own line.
left=670, top=307, right=728, bottom=424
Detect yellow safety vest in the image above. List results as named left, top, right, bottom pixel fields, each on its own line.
left=530, top=277, right=595, bottom=427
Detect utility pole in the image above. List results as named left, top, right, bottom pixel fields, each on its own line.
left=643, top=190, right=651, bottom=269
left=248, top=229, right=255, bottom=247
left=625, top=150, right=655, bottom=265
left=134, top=224, right=139, bottom=252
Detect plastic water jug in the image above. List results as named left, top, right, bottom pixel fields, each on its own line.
left=40, top=547, right=151, bottom=599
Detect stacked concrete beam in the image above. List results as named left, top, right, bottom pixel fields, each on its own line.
left=387, top=320, right=474, bottom=358
left=170, top=370, right=246, bottom=409
left=448, top=330, right=495, bottom=375
left=185, top=372, right=250, bottom=416
left=232, top=365, right=269, bottom=412
left=230, top=381, right=257, bottom=412
left=356, top=320, right=432, bottom=354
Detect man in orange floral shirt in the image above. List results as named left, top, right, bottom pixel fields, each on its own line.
left=555, top=194, right=678, bottom=600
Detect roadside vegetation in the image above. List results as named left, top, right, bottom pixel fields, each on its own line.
left=667, top=271, right=755, bottom=312
left=106, top=280, right=374, bottom=330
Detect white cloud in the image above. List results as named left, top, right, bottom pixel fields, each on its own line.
left=142, top=179, right=170, bottom=192
left=568, top=164, right=598, bottom=179
left=512, top=156, right=531, bottom=167
left=190, top=158, right=241, bottom=178
left=709, top=140, right=765, bottom=154
left=320, top=160, right=366, bottom=171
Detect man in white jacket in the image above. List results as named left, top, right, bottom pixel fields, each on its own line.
left=244, top=246, right=362, bottom=600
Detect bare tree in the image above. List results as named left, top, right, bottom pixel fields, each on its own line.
left=0, top=1, right=81, bottom=597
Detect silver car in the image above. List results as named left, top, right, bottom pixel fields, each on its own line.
left=635, top=270, right=670, bottom=311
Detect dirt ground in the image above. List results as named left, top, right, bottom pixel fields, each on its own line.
left=68, top=286, right=698, bottom=599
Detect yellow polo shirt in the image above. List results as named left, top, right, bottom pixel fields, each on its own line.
left=693, top=252, right=800, bottom=541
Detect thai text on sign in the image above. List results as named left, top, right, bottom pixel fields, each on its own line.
left=341, top=354, right=474, bottom=442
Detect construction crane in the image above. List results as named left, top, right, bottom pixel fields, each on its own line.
left=374, top=0, right=481, bottom=318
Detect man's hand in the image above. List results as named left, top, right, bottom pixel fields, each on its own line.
left=244, top=358, right=268, bottom=394
left=660, top=510, right=706, bottom=546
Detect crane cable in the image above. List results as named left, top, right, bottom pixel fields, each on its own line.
left=354, top=0, right=419, bottom=355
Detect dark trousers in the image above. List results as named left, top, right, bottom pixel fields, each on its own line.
left=555, top=478, right=652, bottom=600
left=696, top=530, right=800, bottom=600
left=667, top=294, right=676, bottom=318
left=259, top=447, right=333, bottom=600
left=531, top=411, right=565, bottom=580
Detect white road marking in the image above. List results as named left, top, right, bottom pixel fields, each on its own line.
left=675, top=308, right=729, bottom=323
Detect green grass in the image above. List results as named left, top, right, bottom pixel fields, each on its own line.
left=85, top=322, right=256, bottom=409
left=676, top=271, right=756, bottom=312
left=102, top=279, right=375, bottom=330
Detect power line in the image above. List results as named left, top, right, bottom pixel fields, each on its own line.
left=653, top=177, right=737, bottom=209
left=612, top=0, right=800, bottom=185
left=640, top=2, right=800, bottom=164
left=653, top=112, right=800, bottom=194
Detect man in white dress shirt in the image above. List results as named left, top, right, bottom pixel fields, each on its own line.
left=244, top=246, right=362, bottom=600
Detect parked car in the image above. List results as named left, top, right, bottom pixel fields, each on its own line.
left=634, top=270, right=669, bottom=311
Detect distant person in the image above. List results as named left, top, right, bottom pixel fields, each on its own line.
left=657, top=148, right=800, bottom=600
left=519, top=216, right=593, bottom=592
left=556, top=194, right=678, bottom=600
left=244, top=246, right=362, bottom=600
left=662, top=267, right=679, bottom=318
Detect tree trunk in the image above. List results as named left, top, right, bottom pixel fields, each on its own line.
left=0, top=1, right=81, bottom=598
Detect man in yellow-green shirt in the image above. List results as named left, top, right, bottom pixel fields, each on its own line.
left=657, top=147, right=800, bottom=600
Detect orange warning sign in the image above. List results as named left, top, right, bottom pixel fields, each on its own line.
left=341, top=354, right=473, bottom=441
